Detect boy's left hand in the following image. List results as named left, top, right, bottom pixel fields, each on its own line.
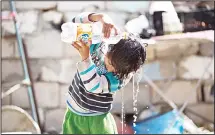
left=72, top=40, right=91, bottom=61
left=101, top=15, right=119, bottom=38
left=89, top=13, right=120, bottom=38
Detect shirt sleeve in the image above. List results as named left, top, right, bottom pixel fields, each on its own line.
left=76, top=57, right=133, bottom=94
left=72, top=12, right=95, bottom=23
left=72, top=12, right=114, bottom=24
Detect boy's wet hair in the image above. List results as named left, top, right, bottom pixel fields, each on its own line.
left=107, top=34, right=147, bottom=80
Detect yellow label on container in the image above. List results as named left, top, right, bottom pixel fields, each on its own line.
left=76, top=24, right=92, bottom=45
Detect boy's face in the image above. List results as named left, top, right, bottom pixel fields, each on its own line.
left=104, top=55, right=116, bottom=73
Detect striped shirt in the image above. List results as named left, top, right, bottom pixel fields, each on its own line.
left=66, top=12, right=133, bottom=116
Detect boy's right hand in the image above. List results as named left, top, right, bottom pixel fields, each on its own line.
left=72, top=40, right=92, bottom=61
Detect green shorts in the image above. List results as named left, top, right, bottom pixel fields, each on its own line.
left=62, top=108, right=118, bottom=134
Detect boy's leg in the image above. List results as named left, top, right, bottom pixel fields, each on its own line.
left=62, top=109, right=90, bottom=134
left=89, top=113, right=118, bottom=134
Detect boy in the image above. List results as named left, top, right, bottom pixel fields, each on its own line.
left=63, top=12, right=146, bottom=134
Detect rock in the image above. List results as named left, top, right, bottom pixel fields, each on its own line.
left=2, top=10, right=39, bottom=36
left=178, top=55, right=214, bottom=80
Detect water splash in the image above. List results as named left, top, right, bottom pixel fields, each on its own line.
left=133, top=115, right=137, bottom=122
left=132, top=75, right=137, bottom=134
left=121, top=89, right=124, bottom=134
left=132, top=68, right=142, bottom=134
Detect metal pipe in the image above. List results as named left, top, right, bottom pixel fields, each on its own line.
left=9, top=0, right=40, bottom=127
left=142, top=74, right=178, bottom=110
left=166, top=57, right=213, bottom=133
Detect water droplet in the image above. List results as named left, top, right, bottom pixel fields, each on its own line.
left=133, top=108, right=138, bottom=112
left=133, top=115, right=137, bottom=122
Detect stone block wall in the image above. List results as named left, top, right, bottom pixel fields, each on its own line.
left=1, top=1, right=214, bottom=133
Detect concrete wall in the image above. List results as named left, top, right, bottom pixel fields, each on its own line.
left=1, top=1, right=214, bottom=133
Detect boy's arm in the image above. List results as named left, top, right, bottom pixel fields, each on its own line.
left=72, top=12, right=117, bottom=38
left=72, top=12, right=104, bottom=23
left=76, top=57, right=133, bottom=93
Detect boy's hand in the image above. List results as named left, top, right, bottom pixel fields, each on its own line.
left=72, top=40, right=91, bottom=61
left=100, top=15, right=119, bottom=38
left=89, top=13, right=119, bottom=38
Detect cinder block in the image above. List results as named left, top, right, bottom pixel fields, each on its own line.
left=34, top=82, right=60, bottom=108
left=15, top=30, right=63, bottom=58
left=178, top=55, right=214, bottom=80
left=57, top=1, right=105, bottom=11
left=45, top=109, right=66, bottom=133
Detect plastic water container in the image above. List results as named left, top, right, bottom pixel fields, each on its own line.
left=61, top=22, right=93, bottom=44
left=61, top=22, right=123, bottom=45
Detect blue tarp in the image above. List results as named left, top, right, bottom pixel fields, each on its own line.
left=132, top=110, right=184, bottom=134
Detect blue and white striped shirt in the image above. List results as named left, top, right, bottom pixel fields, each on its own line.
left=66, top=12, right=133, bottom=116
